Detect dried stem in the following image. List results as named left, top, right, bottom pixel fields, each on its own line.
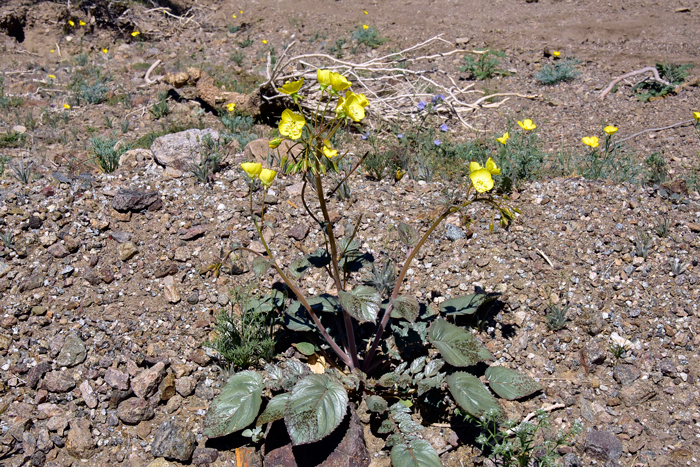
left=599, top=66, right=672, bottom=99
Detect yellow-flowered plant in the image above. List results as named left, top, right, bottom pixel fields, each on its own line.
left=517, top=119, right=536, bottom=131
left=207, top=66, right=523, bottom=460
left=604, top=125, right=618, bottom=135
left=226, top=103, right=236, bottom=112
left=582, top=136, right=599, bottom=148
left=552, top=51, right=561, bottom=57
left=497, top=132, right=509, bottom=145
left=694, top=111, right=700, bottom=122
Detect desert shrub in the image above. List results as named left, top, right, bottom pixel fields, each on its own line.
left=352, top=25, right=389, bottom=49
left=461, top=50, right=510, bottom=80
left=535, top=58, right=581, bottom=85
left=632, top=63, right=693, bottom=102
left=90, top=134, right=130, bottom=173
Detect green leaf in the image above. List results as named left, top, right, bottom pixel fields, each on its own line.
left=439, top=293, right=491, bottom=316
left=339, top=286, right=381, bottom=324
left=204, top=371, right=263, bottom=438
left=485, top=366, right=542, bottom=400
left=293, top=342, right=316, bottom=356
left=252, top=257, right=271, bottom=277
left=256, top=393, right=289, bottom=426
left=378, top=372, right=398, bottom=387
left=289, top=256, right=311, bottom=280
left=427, top=320, right=492, bottom=367
left=284, top=303, right=315, bottom=332
left=307, top=248, right=331, bottom=268
left=447, top=372, right=503, bottom=420
left=390, top=295, right=420, bottom=322
left=365, top=395, right=388, bottom=413
left=391, top=439, right=442, bottom=467
left=398, top=222, right=420, bottom=247
left=284, top=374, right=349, bottom=445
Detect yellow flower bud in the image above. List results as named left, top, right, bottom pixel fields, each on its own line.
left=68, top=20, right=75, bottom=27
left=269, top=138, right=282, bottom=149
left=131, top=31, right=140, bottom=37
left=259, top=168, right=277, bottom=186
left=79, top=20, right=86, bottom=26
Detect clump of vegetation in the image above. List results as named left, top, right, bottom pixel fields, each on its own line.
left=352, top=25, right=389, bottom=49
left=644, top=151, right=667, bottom=185
left=327, top=38, right=347, bottom=59
left=472, top=409, right=583, bottom=467
left=0, top=131, right=26, bottom=149
left=0, top=154, right=10, bottom=176
left=461, top=50, right=510, bottom=80
left=493, top=119, right=547, bottom=189
left=90, top=134, right=130, bottom=173
left=545, top=301, right=570, bottom=331
left=632, top=63, right=693, bottom=102
left=634, top=229, right=652, bottom=259
left=653, top=216, right=670, bottom=238
left=535, top=58, right=581, bottom=85
left=10, top=159, right=33, bottom=184
left=237, top=37, right=254, bottom=48
left=149, top=91, right=170, bottom=120
left=0, top=77, right=23, bottom=109
left=190, top=134, right=228, bottom=184
left=208, top=287, right=280, bottom=370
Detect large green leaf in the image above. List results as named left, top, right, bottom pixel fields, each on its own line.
left=398, top=222, right=420, bottom=247
left=364, top=395, right=388, bottom=413
left=447, top=372, right=503, bottom=420
left=439, top=293, right=490, bottom=316
left=485, top=367, right=542, bottom=400
left=204, top=371, right=263, bottom=437
left=391, top=438, right=442, bottom=467
left=252, top=257, right=271, bottom=277
left=339, top=286, right=381, bottom=324
left=427, top=320, right=492, bottom=367
left=284, top=295, right=341, bottom=332
left=256, top=393, right=289, bottom=426
left=284, top=374, right=349, bottom=445
left=390, top=295, right=420, bottom=322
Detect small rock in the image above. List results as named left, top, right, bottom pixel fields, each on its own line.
left=155, top=263, right=179, bottom=278
left=117, top=397, right=155, bottom=424
left=42, top=371, right=76, bottom=393
left=189, top=348, right=210, bottom=366
left=562, top=452, right=582, bottom=467
left=159, top=373, right=176, bottom=401
left=79, top=381, right=98, bottom=409
left=151, top=128, right=220, bottom=172
left=163, top=276, right=181, bottom=304
left=28, top=216, right=43, bottom=229
left=186, top=290, right=199, bottom=305
left=26, top=361, right=51, bottom=389
left=119, top=242, right=139, bottom=261
left=584, top=430, right=622, bottom=461
left=613, top=364, right=641, bottom=386
left=56, top=333, right=86, bottom=367
left=132, top=361, right=166, bottom=399
left=148, top=459, right=173, bottom=467
left=178, top=225, right=207, bottom=240
left=66, top=418, right=95, bottom=459
left=445, top=223, right=466, bottom=241
left=20, top=274, right=44, bottom=292
left=105, top=368, right=130, bottom=390
left=83, top=267, right=102, bottom=285
left=192, top=447, right=219, bottom=465
left=287, top=224, right=309, bottom=241
left=175, top=376, right=196, bottom=397
left=151, top=420, right=196, bottom=462
left=112, top=189, right=161, bottom=212
left=31, top=306, right=47, bottom=316
left=110, top=231, right=133, bottom=243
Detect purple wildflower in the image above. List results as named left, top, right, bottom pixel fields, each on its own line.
left=440, top=123, right=449, bottom=132
left=434, top=139, right=441, bottom=146
left=361, top=132, right=370, bottom=140
left=432, top=94, right=445, bottom=104
left=397, top=134, right=403, bottom=139
left=417, top=101, right=427, bottom=110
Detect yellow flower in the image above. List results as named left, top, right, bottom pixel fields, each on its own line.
left=364, top=10, right=368, bottom=14
left=322, top=140, right=337, bottom=159
left=517, top=119, right=536, bottom=131
left=259, top=168, right=277, bottom=187
left=496, top=132, right=509, bottom=145
left=232, top=14, right=237, bottom=18
left=79, top=20, right=86, bottom=26
left=240, top=10, right=243, bottom=13
left=604, top=125, right=618, bottom=135
left=68, top=20, right=75, bottom=27
left=279, top=109, right=306, bottom=140
left=469, top=158, right=499, bottom=192
left=262, top=39, right=268, bottom=44
left=693, top=111, right=700, bottom=122
left=363, top=24, right=369, bottom=29
left=552, top=51, right=561, bottom=57
left=278, top=78, right=304, bottom=95
left=226, top=103, right=236, bottom=112
left=50, top=49, right=55, bottom=53
left=582, top=136, right=599, bottom=148
left=470, top=157, right=501, bottom=176
left=269, top=138, right=282, bottom=149
left=241, top=162, right=262, bottom=178
left=63, top=104, right=71, bottom=109
left=131, top=31, right=140, bottom=37
left=343, top=91, right=368, bottom=122
left=317, top=69, right=331, bottom=87
left=330, top=72, right=352, bottom=92
left=102, top=48, right=109, bottom=54
left=48, top=74, right=56, bottom=79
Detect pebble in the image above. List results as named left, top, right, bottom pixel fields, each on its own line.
left=584, top=430, right=622, bottom=461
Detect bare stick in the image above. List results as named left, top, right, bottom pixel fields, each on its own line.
left=504, top=403, right=565, bottom=435
left=614, top=119, right=696, bottom=145
left=535, top=248, right=554, bottom=268
left=145, top=60, right=163, bottom=85
left=600, top=67, right=672, bottom=99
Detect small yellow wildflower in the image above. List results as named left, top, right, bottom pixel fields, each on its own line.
left=363, top=24, right=369, bottom=30
left=395, top=168, right=405, bottom=181
left=68, top=20, right=75, bottom=27
left=226, top=103, right=236, bottom=112
left=131, top=31, right=140, bottom=37
left=693, top=111, right=700, bottom=122
left=259, top=168, right=277, bottom=187
left=343, top=91, right=369, bottom=122
left=582, top=136, right=599, bottom=148
left=552, top=51, right=561, bottom=57
left=269, top=138, right=282, bottom=149
left=50, top=49, right=55, bottom=53
left=496, top=132, right=509, bottom=145
left=262, top=39, right=268, bottom=44
left=604, top=125, right=618, bottom=135
left=279, top=109, right=306, bottom=140
left=317, top=69, right=331, bottom=88
left=517, top=119, right=536, bottom=131
left=79, top=20, right=86, bottom=26
left=63, top=104, right=71, bottom=110
left=330, top=72, right=352, bottom=92
left=364, top=10, right=368, bottom=14
left=48, top=74, right=56, bottom=79
left=102, top=48, right=109, bottom=54
left=469, top=157, right=500, bottom=193
left=241, top=162, right=262, bottom=178
left=240, top=10, right=243, bottom=13
left=322, top=140, right=338, bottom=159
left=232, top=14, right=237, bottom=18
left=278, top=78, right=304, bottom=95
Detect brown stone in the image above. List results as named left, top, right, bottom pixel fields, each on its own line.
left=66, top=418, right=95, bottom=459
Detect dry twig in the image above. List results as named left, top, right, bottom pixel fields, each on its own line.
left=599, top=66, right=671, bottom=99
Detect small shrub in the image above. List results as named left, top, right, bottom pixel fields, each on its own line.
left=237, top=37, right=254, bottom=48
left=0, top=154, right=10, bottom=176
left=352, top=26, right=388, bottom=49
left=228, top=25, right=242, bottom=34
left=10, top=159, right=33, bottom=184
left=0, top=77, right=23, bottom=108
left=327, top=38, right=347, bottom=59
left=535, top=58, right=581, bottom=85
left=230, top=51, right=245, bottom=66
left=644, top=151, right=667, bottom=185
left=0, top=230, right=13, bottom=249
left=632, top=63, right=693, bottom=102
left=120, top=119, right=130, bottom=134
left=90, top=135, right=130, bottom=173
left=0, top=131, right=26, bottom=148
left=149, top=92, right=170, bottom=120
left=545, top=302, right=570, bottom=331
left=461, top=50, right=510, bottom=80
left=653, top=216, right=670, bottom=238
left=634, top=230, right=651, bottom=258
left=494, top=122, right=546, bottom=189
left=221, top=114, right=253, bottom=133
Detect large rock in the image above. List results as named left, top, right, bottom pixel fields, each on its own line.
left=55, top=333, right=86, bottom=367
left=584, top=430, right=622, bottom=461
left=42, top=371, right=76, bottom=393
left=112, top=189, right=161, bottom=212
left=117, top=397, right=155, bottom=424
left=132, top=362, right=166, bottom=399
left=151, top=420, right=196, bottom=462
left=66, top=418, right=95, bottom=459
left=151, top=128, right=219, bottom=172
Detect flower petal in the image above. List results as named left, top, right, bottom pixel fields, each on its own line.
left=470, top=169, right=494, bottom=193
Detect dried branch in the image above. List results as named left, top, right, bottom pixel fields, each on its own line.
left=599, top=66, right=672, bottom=99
